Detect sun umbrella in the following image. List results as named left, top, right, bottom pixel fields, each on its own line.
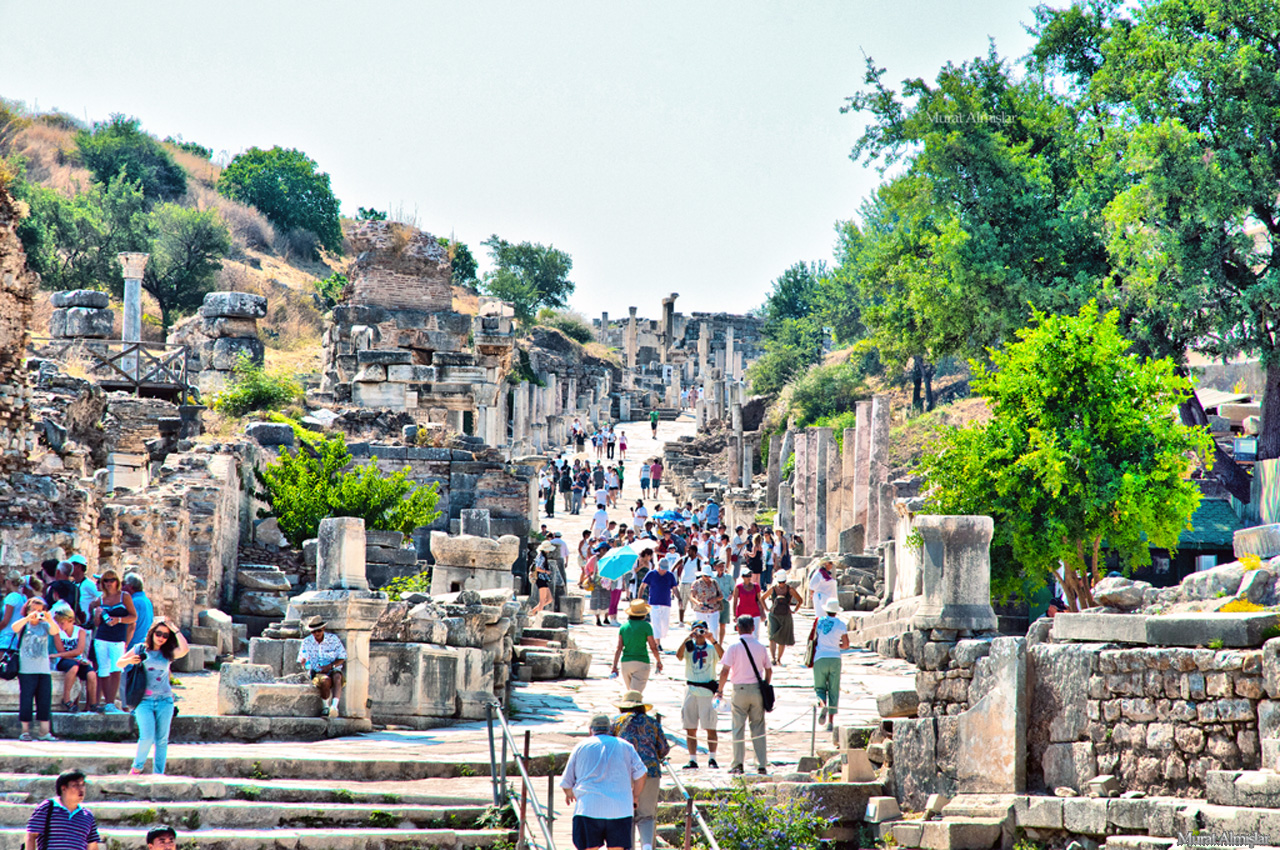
left=655, top=510, right=683, bottom=522
left=598, top=544, right=640, bottom=580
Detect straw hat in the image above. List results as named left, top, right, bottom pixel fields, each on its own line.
left=627, top=599, right=651, bottom=617
left=537, top=541, right=558, bottom=553
left=304, top=615, right=327, bottom=631
left=616, top=690, right=653, bottom=711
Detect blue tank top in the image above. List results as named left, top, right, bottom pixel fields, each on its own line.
left=97, top=599, right=130, bottom=642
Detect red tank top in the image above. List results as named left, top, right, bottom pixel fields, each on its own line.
left=736, top=583, right=761, bottom=617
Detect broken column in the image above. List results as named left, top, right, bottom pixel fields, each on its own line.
left=853, top=400, right=872, bottom=535
left=599, top=311, right=609, bottom=344
left=119, top=252, right=148, bottom=379
left=910, top=514, right=998, bottom=633
left=49, top=290, right=113, bottom=341
left=429, top=531, right=520, bottom=595
left=793, top=431, right=811, bottom=549
left=840, top=425, right=859, bottom=552
left=661, top=293, right=678, bottom=364
left=170, top=291, right=268, bottom=398
left=728, top=399, right=743, bottom=488
left=725, top=325, right=736, bottom=381
left=813, top=427, right=834, bottom=553
left=865, top=396, right=891, bottom=548
left=626, top=307, right=638, bottom=370
left=316, top=516, right=370, bottom=591
left=697, top=322, right=710, bottom=379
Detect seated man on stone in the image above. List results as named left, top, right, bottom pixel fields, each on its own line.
left=297, top=616, right=346, bottom=718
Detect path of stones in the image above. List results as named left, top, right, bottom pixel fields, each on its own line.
left=9, top=412, right=915, bottom=846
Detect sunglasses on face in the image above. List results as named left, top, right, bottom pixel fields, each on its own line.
left=154, top=630, right=171, bottom=640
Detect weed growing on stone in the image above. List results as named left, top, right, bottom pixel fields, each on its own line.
left=380, top=793, right=401, bottom=804
left=126, top=808, right=158, bottom=826
left=1208, top=638, right=1225, bottom=650
left=248, top=761, right=272, bottom=780
left=331, top=788, right=356, bottom=804
left=368, top=810, right=399, bottom=829
left=699, top=781, right=833, bottom=850
left=459, top=764, right=478, bottom=777
left=181, top=810, right=201, bottom=831
left=234, top=785, right=262, bottom=801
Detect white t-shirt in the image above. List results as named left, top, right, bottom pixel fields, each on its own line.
left=592, top=509, right=609, bottom=534
left=640, top=464, right=651, bottom=480
left=809, top=570, right=838, bottom=602
left=677, top=556, right=702, bottom=585
left=813, top=615, right=848, bottom=660
left=633, top=506, right=649, bottom=523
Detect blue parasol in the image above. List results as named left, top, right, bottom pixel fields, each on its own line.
left=598, top=544, right=641, bottom=580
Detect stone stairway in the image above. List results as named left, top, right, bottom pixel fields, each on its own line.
left=0, top=769, right=514, bottom=850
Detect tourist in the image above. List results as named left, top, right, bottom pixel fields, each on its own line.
left=712, top=559, right=734, bottom=644
left=146, top=825, right=177, bottom=850
left=50, top=604, right=96, bottom=713
left=716, top=615, right=772, bottom=776
left=69, top=555, right=98, bottom=621
left=0, top=570, right=24, bottom=649
left=618, top=431, right=628, bottom=461
left=552, top=531, right=571, bottom=564
left=45, top=563, right=78, bottom=621
left=21, top=575, right=44, bottom=602
left=592, top=503, right=609, bottom=537
left=605, top=466, right=619, bottom=508
left=120, top=617, right=189, bottom=774
left=615, top=461, right=625, bottom=499
left=766, top=572, right=802, bottom=665
left=297, top=616, right=346, bottom=718
left=744, top=534, right=764, bottom=579
left=688, top=566, right=724, bottom=637
left=632, top=499, right=648, bottom=526
left=529, top=542, right=556, bottom=616
left=680, top=388, right=689, bottom=409
left=676, top=620, right=721, bottom=769
left=577, top=530, right=593, bottom=570
left=12, top=597, right=57, bottom=741
left=559, top=464, right=573, bottom=514
left=581, top=543, right=607, bottom=627
left=813, top=598, right=851, bottom=732
left=607, top=556, right=625, bottom=625
left=809, top=560, right=839, bottom=614
left=730, top=526, right=747, bottom=579
left=761, top=529, right=775, bottom=586
left=731, top=570, right=763, bottom=639
left=25, top=771, right=99, bottom=850
left=776, top=530, right=792, bottom=582
left=123, top=573, right=153, bottom=649
left=571, top=466, right=586, bottom=515
left=638, top=461, right=651, bottom=499
left=559, top=713, right=646, bottom=850
left=629, top=548, right=654, bottom=602
left=674, top=545, right=702, bottom=626
left=649, top=408, right=659, bottom=439
left=702, top=497, right=720, bottom=528
left=641, top=557, right=679, bottom=649
left=543, top=471, right=556, bottom=518
left=88, top=570, right=136, bottom=713
left=606, top=428, right=617, bottom=460
left=38, top=559, right=59, bottom=589
left=611, top=600, right=663, bottom=692
left=650, top=458, right=663, bottom=494
left=612, top=690, right=668, bottom=850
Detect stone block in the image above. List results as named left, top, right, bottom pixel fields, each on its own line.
left=365, top=546, right=418, bottom=566
left=171, top=647, right=205, bottom=673
left=522, top=650, right=564, bottom=679
left=957, top=636, right=1026, bottom=793
left=840, top=524, right=865, bottom=555
left=1181, top=563, right=1245, bottom=600
left=1236, top=524, right=1280, bottom=559
left=387, top=364, right=438, bottom=382
left=563, top=649, right=592, bottom=679
left=370, top=643, right=459, bottom=718
left=352, top=381, right=406, bottom=409
left=238, top=568, right=292, bottom=592
left=1062, top=797, right=1107, bottom=835
left=366, top=530, right=405, bottom=548
left=238, top=591, right=288, bottom=618
left=353, top=365, right=387, bottom=383
left=430, top=532, right=521, bottom=570
left=1093, top=577, right=1150, bottom=611
left=894, top=717, right=941, bottom=812
left=217, top=663, right=275, bottom=715
left=51, top=289, right=110, bottom=309
left=209, top=336, right=265, bottom=370
left=1083, top=774, right=1120, bottom=797
left=843, top=749, right=877, bottom=782
left=1051, top=613, right=1149, bottom=644
left=1108, top=797, right=1157, bottom=829
left=245, top=422, right=295, bottom=448
left=241, top=683, right=323, bottom=717
left=893, top=823, right=923, bottom=848
left=201, top=315, right=259, bottom=339
left=1014, top=795, right=1063, bottom=829
left=865, top=796, right=902, bottom=823
left=919, top=818, right=1005, bottom=850
left=52, top=306, right=113, bottom=338
left=878, top=689, right=920, bottom=718
left=356, top=348, right=413, bottom=365
left=201, top=291, right=268, bottom=319
left=1043, top=742, right=1097, bottom=792
left=1146, top=612, right=1280, bottom=648
left=317, top=516, right=368, bottom=591
left=911, top=515, right=998, bottom=633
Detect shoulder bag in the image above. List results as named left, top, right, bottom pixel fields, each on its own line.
left=123, top=653, right=148, bottom=709
left=742, top=640, right=775, bottom=712
left=803, top=618, right=818, bottom=669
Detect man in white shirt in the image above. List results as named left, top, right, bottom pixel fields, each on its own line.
left=632, top=500, right=649, bottom=525
left=674, top=545, right=701, bottom=626
left=716, top=615, right=772, bottom=775
left=730, top=528, right=747, bottom=580
left=592, top=505, right=609, bottom=536
left=560, top=713, right=647, bottom=850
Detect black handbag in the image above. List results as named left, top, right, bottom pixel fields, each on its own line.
left=0, top=649, right=18, bottom=681
left=123, top=659, right=148, bottom=709
left=743, top=639, right=775, bottom=712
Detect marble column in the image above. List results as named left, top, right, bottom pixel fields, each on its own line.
left=814, top=427, right=834, bottom=553
left=725, top=326, right=736, bottom=381
left=118, top=252, right=149, bottom=379
left=729, top=400, right=743, bottom=488
left=697, top=322, right=710, bottom=378
left=793, top=431, right=811, bottom=552
left=599, top=311, right=609, bottom=344
left=661, top=294, right=678, bottom=364
left=512, top=382, right=529, bottom=447
left=626, top=307, right=638, bottom=370
left=842, top=426, right=858, bottom=545
left=866, top=395, right=891, bottom=548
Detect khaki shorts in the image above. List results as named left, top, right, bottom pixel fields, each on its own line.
left=682, top=686, right=717, bottom=730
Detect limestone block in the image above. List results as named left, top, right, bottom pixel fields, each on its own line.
left=1062, top=797, right=1107, bottom=835
left=522, top=650, right=564, bottom=680
left=893, top=717, right=942, bottom=812
left=387, top=364, right=438, bottom=382
left=245, top=422, right=295, bottom=448
left=878, top=689, right=920, bottom=718
left=238, top=591, right=289, bottom=618
left=865, top=796, right=901, bottom=823
left=365, top=546, right=417, bottom=566
left=1014, top=796, right=1063, bottom=829
left=430, top=532, right=521, bottom=570
left=1239, top=568, right=1274, bottom=604
left=1093, top=577, right=1150, bottom=611
left=216, top=663, right=276, bottom=715
left=209, top=337, right=265, bottom=370
left=242, top=683, right=323, bottom=717
left=317, top=516, right=368, bottom=591
left=842, top=749, right=877, bottom=782
left=918, top=819, right=1005, bottom=850
left=353, top=365, right=387, bottom=383
left=1181, top=563, right=1245, bottom=600
left=248, top=637, right=285, bottom=677
left=911, top=515, right=998, bottom=633
left=356, top=349, right=413, bottom=366
left=956, top=636, right=1026, bottom=793
left=238, top=568, right=292, bottom=592
left=1043, top=742, right=1098, bottom=792
left=370, top=642, right=458, bottom=718
left=1084, top=774, right=1120, bottom=797
left=366, top=530, right=405, bottom=548
left=351, top=381, right=406, bottom=409
left=562, top=648, right=592, bottom=679
left=1146, top=612, right=1280, bottom=647
left=839, top=524, right=865, bottom=555
left=1236, top=525, right=1280, bottom=559
left=1051, top=613, right=1149, bottom=645
left=201, top=316, right=259, bottom=339
left=51, top=307, right=113, bottom=339
left=51, top=289, right=109, bottom=309
left=201, top=291, right=268, bottom=319
left=559, top=594, right=585, bottom=624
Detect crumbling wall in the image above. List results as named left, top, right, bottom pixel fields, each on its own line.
left=346, top=221, right=452, bottom=312
left=0, top=182, right=35, bottom=475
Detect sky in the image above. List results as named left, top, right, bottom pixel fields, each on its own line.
left=0, top=0, right=1041, bottom=320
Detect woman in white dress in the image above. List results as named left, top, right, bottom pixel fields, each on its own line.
left=808, top=560, right=839, bottom=614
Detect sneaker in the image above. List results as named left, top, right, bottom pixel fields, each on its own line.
left=60, top=702, right=77, bottom=714
left=18, top=733, right=31, bottom=742
left=708, top=758, right=719, bottom=769
left=757, top=766, right=768, bottom=775
left=102, top=704, right=124, bottom=714
left=826, top=720, right=834, bottom=732
left=817, top=708, right=827, bottom=725
left=683, top=760, right=698, bottom=770
left=129, top=768, right=144, bottom=776
left=328, top=702, right=340, bottom=719
left=728, top=765, right=744, bottom=775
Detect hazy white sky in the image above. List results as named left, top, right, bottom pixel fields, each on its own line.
left=1, top=0, right=1039, bottom=319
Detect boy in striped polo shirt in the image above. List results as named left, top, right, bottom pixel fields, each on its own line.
left=26, top=770, right=99, bottom=850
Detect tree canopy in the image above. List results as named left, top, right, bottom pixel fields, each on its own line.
left=141, top=204, right=232, bottom=330
left=218, top=146, right=343, bottom=254
left=76, top=115, right=187, bottom=203
left=919, top=302, right=1211, bottom=610
left=479, top=235, right=574, bottom=324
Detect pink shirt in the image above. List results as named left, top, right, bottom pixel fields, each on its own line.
left=720, top=636, right=771, bottom=685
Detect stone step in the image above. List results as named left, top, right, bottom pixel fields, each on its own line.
left=0, top=800, right=489, bottom=830
left=0, top=773, right=494, bottom=806
left=0, top=711, right=372, bottom=742
left=896, top=817, right=1007, bottom=850
left=0, top=826, right=511, bottom=850
left=1207, top=769, right=1280, bottom=808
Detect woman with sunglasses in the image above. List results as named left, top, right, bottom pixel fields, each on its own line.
left=87, top=570, right=136, bottom=713
left=119, top=618, right=189, bottom=775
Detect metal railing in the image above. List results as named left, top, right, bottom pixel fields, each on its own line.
left=662, top=760, right=722, bottom=850
left=30, top=337, right=194, bottom=398
left=486, top=701, right=557, bottom=850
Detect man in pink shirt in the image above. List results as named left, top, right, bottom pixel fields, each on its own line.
left=715, top=615, right=772, bottom=775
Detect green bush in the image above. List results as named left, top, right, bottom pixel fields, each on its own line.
left=210, top=355, right=303, bottom=417
left=701, top=782, right=832, bottom=850
left=76, top=115, right=187, bottom=203
left=789, top=361, right=867, bottom=427
left=383, top=569, right=432, bottom=601
left=255, top=433, right=442, bottom=548
left=219, top=146, right=343, bottom=254
left=535, top=308, right=594, bottom=344
left=313, top=272, right=348, bottom=311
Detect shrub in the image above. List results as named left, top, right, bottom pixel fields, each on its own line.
left=254, top=433, right=442, bottom=548
left=210, top=355, right=303, bottom=417
left=702, top=783, right=832, bottom=850
left=313, top=272, right=348, bottom=311
left=1219, top=599, right=1265, bottom=614
left=219, top=146, right=343, bottom=253
left=789, top=361, right=868, bottom=427
left=383, top=569, right=432, bottom=601
left=75, top=115, right=187, bottom=202
left=164, top=136, right=212, bottom=159
left=535, top=308, right=593, bottom=344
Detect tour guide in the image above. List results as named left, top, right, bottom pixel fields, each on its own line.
left=297, top=616, right=346, bottom=718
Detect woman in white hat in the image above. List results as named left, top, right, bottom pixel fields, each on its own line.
left=610, top=600, right=663, bottom=692
left=812, top=598, right=850, bottom=731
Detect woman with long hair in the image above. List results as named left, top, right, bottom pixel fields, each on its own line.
left=529, top=542, right=556, bottom=616
left=0, top=571, right=25, bottom=650
left=50, top=605, right=96, bottom=713
left=120, top=618, right=189, bottom=775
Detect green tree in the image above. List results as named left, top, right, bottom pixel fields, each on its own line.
left=76, top=115, right=187, bottom=203
left=356, top=207, right=387, bottom=221
left=919, top=302, right=1211, bottom=611
left=746, top=261, right=828, bottom=397
left=479, top=235, right=573, bottom=324
left=255, top=433, right=442, bottom=548
left=163, top=136, right=212, bottom=160
left=438, top=236, right=478, bottom=287
left=218, top=146, right=343, bottom=253
left=140, top=204, right=231, bottom=330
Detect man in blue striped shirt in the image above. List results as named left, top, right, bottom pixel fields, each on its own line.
left=25, top=771, right=99, bottom=850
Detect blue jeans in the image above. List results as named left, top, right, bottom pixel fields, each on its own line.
left=134, top=696, right=175, bottom=774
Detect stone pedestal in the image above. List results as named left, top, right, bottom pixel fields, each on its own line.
left=290, top=590, right=385, bottom=719
left=429, top=531, right=520, bottom=595
left=317, top=516, right=369, bottom=591
left=461, top=509, right=491, bottom=537
left=910, top=515, right=998, bottom=633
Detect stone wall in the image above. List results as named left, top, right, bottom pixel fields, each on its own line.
left=0, top=184, right=35, bottom=475
left=167, top=291, right=266, bottom=397
left=346, top=221, right=452, bottom=311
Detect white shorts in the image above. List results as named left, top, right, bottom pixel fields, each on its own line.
left=95, top=639, right=126, bottom=677
left=682, top=687, right=717, bottom=730
left=651, top=604, right=672, bottom=640
left=692, top=610, right=720, bottom=636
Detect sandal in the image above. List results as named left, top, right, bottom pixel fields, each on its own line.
left=37, top=734, right=57, bottom=743
left=18, top=733, right=31, bottom=742
left=61, top=701, right=77, bottom=713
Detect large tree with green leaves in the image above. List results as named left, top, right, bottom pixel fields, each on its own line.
left=140, top=204, right=232, bottom=331
left=75, top=115, right=187, bottom=203
left=218, top=146, right=342, bottom=253
left=479, top=235, right=574, bottom=324
left=746, top=261, right=829, bottom=396
left=920, top=303, right=1211, bottom=610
